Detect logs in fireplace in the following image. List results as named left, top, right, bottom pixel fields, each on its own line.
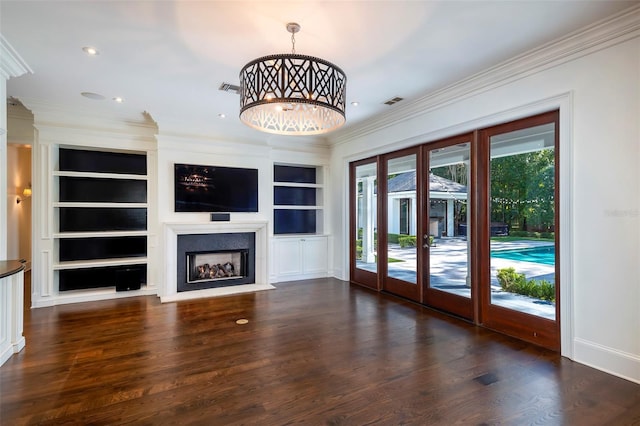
left=186, top=250, right=248, bottom=284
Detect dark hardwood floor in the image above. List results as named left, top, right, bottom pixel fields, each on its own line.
left=2, top=278, right=639, bottom=425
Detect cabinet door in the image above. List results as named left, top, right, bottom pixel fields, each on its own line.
left=301, top=237, right=328, bottom=274
left=275, top=238, right=303, bottom=276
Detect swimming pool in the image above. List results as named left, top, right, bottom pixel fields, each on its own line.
left=491, top=246, right=555, bottom=265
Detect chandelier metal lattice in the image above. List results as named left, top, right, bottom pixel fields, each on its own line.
left=239, top=23, right=346, bottom=136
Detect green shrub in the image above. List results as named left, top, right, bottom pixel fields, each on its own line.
left=355, top=239, right=363, bottom=260
left=388, top=233, right=400, bottom=244
left=398, top=235, right=417, bottom=248
left=533, top=279, right=555, bottom=302
left=496, top=267, right=555, bottom=302
left=496, top=267, right=526, bottom=292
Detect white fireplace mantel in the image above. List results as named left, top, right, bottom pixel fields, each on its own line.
left=161, top=221, right=273, bottom=303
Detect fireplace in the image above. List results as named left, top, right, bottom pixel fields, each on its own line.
left=177, top=232, right=255, bottom=292
left=162, top=221, right=272, bottom=303
left=186, top=250, right=248, bottom=284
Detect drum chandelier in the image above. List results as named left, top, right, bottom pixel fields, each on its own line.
left=239, top=22, right=346, bottom=136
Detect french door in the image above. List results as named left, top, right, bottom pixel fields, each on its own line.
left=349, top=111, right=560, bottom=350
left=421, top=134, right=474, bottom=319
left=478, top=111, right=560, bottom=350
left=350, top=157, right=379, bottom=290
left=380, top=148, right=422, bottom=301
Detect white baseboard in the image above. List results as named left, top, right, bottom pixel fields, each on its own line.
left=31, top=287, right=158, bottom=308
left=0, top=345, right=14, bottom=367
left=273, top=272, right=328, bottom=283
left=574, top=337, right=640, bottom=384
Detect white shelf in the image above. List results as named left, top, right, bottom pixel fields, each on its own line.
left=54, top=257, right=148, bottom=270
left=54, top=230, right=149, bottom=239
left=54, top=171, right=148, bottom=180
left=273, top=182, right=323, bottom=188
left=54, top=202, right=148, bottom=208
left=272, top=234, right=329, bottom=239
left=273, top=205, right=323, bottom=210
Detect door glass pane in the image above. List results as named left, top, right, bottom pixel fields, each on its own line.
left=429, top=143, right=471, bottom=297
left=489, top=123, right=556, bottom=320
left=387, top=154, right=417, bottom=284
left=355, top=163, right=377, bottom=273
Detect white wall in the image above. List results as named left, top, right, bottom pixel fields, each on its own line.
left=329, top=29, right=640, bottom=382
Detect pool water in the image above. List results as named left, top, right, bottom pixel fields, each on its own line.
left=491, top=246, right=555, bottom=265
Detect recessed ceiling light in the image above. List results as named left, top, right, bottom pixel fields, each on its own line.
left=81, top=92, right=105, bottom=100
left=113, top=97, right=124, bottom=103
left=218, top=113, right=226, bottom=119
left=82, top=46, right=99, bottom=56
left=351, top=101, right=359, bottom=107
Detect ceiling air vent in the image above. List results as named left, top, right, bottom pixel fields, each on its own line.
left=218, top=82, right=240, bottom=94
left=383, top=96, right=404, bottom=106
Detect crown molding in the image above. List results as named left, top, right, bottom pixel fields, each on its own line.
left=266, top=135, right=331, bottom=154
left=18, top=98, right=158, bottom=136
left=21, top=99, right=158, bottom=152
left=156, top=132, right=272, bottom=158
left=0, top=34, right=33, bottom=80
left=329, top=4, right=640, bottom=146
left=33, top=124, right=158, bottom=152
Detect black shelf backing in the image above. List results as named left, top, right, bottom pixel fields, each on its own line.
left=274, top=165, right=316, bottom=184
left=59, top=176, right=147, bottom=203
left=59, top=207, right=147, bottom=232
left=59, top=236, right=147, bottom=262
left=59, top=148, right=146, bottom=175
left=274, top=209, right=316, bottom=234
left=59, top=264, right=146, bottom=291
left=274, top=186, right=316, bottom=206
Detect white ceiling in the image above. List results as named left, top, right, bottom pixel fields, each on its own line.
left=2, top=1, right=637, bottom=145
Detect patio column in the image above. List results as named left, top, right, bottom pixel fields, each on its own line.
left=362, top=176, right=376, bottom=263
left=446, top=198, right=454, bottom=237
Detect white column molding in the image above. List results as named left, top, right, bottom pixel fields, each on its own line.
left=446, top=199, right=455, bottom=237
left=362, top=176, right=376, bottom=263
left=0, top=34, right=32, bottom=260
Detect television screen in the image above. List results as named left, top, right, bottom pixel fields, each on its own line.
left=175, top=164, right=258, bottom=212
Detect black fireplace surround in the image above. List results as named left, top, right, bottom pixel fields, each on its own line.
left=176, top=232, right=255, bottom=292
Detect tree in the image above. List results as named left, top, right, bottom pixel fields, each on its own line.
left=490, top=148, right=555, bottom=232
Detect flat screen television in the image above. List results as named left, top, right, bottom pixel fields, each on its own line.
left=174, top=163, right=258, bottom=213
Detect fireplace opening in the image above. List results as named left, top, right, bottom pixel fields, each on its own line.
left=186, top=250, right=248, bottom=284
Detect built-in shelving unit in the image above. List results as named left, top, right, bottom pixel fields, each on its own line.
left=273, top=164, right=323, bottom=235
left=272, top=164, right=329, bottom=282
left=54, top=148, right=148, bottom=292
